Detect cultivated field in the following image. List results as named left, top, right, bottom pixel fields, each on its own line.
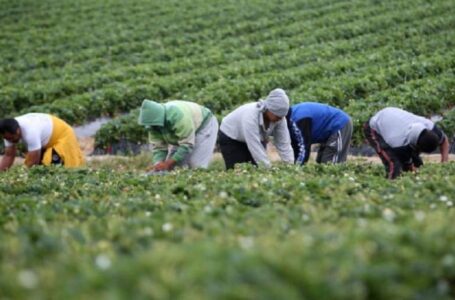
left=1, top=159, right=455, bottom=299
left=1, top=0, right=455, bottom=299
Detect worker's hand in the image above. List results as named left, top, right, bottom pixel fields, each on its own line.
left=25, top=150, right=42, bottom=168
left=145, top=164, right=157, bottom=172
left=404, top=163, right=417, bottom=173
left=153, top=159, right=176, bottom=172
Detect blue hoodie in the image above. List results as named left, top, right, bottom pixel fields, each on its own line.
left=287, top=102, right=350, bottom=164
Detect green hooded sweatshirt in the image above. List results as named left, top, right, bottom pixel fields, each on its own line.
left=138, top=100, right=212, bottom=164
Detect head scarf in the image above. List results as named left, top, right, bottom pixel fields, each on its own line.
left=257, top=88, right=290, bottom=117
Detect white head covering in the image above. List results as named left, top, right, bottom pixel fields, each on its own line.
left=257, top=88, right=290, bottom=117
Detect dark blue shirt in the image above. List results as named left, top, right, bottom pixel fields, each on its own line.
left=290, top=102, right=350, bottom=143
left=288, top=102, right=350, bottom=164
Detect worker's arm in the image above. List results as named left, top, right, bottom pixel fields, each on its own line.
left=168, top=106, right=195, bottom=167
left=432, top=125, right=449, bottom=163
left=294, top=118, right=312, bottom=164
left=146, top=130, right=169, bottom=165
left=0, top=146, right=17, bottom=171
left=272, top=119, right=294, bottom=164
left=25, top=150, right=42, bottom=167
left=440, top=136, right=449, bottom=163
left=151, top=140, right=169, bottom=164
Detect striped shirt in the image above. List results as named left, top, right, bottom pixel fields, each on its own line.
left=148, top=101, right=212, bottom=163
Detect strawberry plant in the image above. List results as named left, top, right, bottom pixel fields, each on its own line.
left=0, top=161, right=454, bottom=299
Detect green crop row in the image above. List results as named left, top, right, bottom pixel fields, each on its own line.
left=1, top=0, right=454, bottom=153
left=344, top=72, right=455, bottom=143
left=0, top=0, right=383, bottom=90
left=1, top=0, right=453, bottom=121
left=2, top=0, right=445, bottom=118
left=439, top=108, right=455, bottom=139
left=10, top=14, right=454, bottom=126
left=0, top=162, right=455, bottom=299
left=94, top=47, right=455, bottom=149
left=0, top=0, right=356, bottom=75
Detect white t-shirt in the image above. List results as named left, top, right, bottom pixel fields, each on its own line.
left=4, top=113, right=53, bottom=151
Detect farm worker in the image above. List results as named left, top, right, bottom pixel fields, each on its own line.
left=364, top=107, right=449, bottom=179
left=286, top=102, right=352, bottom=165
left=218, top=88, right=294, bottom=169
left=0, top=113, right=85, bottom=171
left=138, top=99, right=219, bottom=171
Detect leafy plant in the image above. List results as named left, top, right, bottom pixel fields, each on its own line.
left=0, top=161, right=455, bottom=299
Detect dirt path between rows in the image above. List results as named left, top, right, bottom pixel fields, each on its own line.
left=2, top=142, right=453, bottom=167
left=1, top=136, right=454, bottom=166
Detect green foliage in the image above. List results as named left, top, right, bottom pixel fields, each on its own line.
left=94, top=109, right=147, bottom=151
left=1, top=0, right=454, bottom=148
left=88, top=0, right=455, bottom=148
left=1, top=162, right=455, bottom=299
left=439, top=108, right=455, bottom=141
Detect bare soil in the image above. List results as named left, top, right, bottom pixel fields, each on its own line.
left=2, top=137, right=453, bottom=167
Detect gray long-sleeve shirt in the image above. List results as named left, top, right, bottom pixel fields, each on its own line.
left=369, top=107, right=440, bottom=148
left=220, top=102, right=294, bottom=167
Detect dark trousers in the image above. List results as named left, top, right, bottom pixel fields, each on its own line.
left=363, top=122, right=422, bottom=179
left=316, top=118, right=353, bottom=164
left=218, top=131, right=259, bottom=170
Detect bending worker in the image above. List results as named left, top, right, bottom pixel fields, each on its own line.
left=138, top=99, right=218, bottom=171
left=286, top=102, right=353, bottom=165
left=0, top=113, right=85, bottom=171
left=364, top=107, right=449, bottom=179
left=218, top=88, right=294, bottom=169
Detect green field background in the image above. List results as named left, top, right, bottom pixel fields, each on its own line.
left=1, top=0, right=454, bottom=147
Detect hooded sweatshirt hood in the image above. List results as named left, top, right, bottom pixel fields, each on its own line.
left=138, top=100, right=165, bottom=127
left=260, top=88, right=290, bottom=118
